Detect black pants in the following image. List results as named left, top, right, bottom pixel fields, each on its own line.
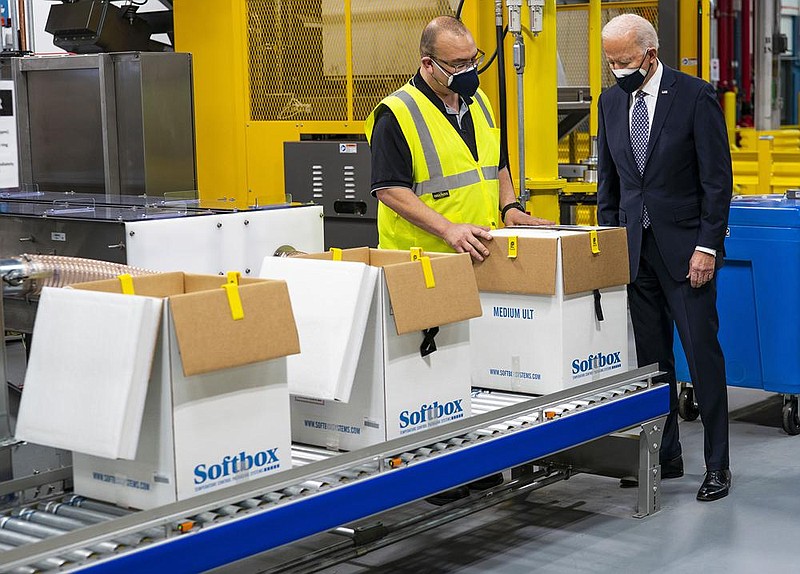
left=628, top=228, right=730, bottom=471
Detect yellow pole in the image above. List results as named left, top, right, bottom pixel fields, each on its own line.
left=344, top=0, right=354, bottom=122
left=757, top=135, right=773, bottom=195
left=524, top=0, right=562, bottom=222
left=588, top=0, right=601, bottom=138
left=701, top=0, right=711, bottom=81
left=678, top=0, right=697, bottom=76
left=724, top=90, right=737, bottom=149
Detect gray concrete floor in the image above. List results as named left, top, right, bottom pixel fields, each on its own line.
left=214, top=386, right=800, bottom=574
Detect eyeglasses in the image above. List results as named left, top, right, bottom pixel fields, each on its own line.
left=428, top=49, right=485, bottom=74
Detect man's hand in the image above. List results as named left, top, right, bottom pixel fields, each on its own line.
left=686, top=250, right=716, bottom=288
left=442, top=223, right=493, bottom=261
left=503, top=209, right=554, bottom=227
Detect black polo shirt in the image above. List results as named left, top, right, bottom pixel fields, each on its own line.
left=369, top=71, right=508, bottom=195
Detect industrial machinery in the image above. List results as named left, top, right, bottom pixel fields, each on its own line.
left=0, top=190, right=324, bottom=334
left=173, top=0, right=719, bottom=230
left=284, top=140, right=377, bottom=248
left=0, top=365, right=668, bottom=573
left=27, top=2, right=797, bottom=224
left=45, top=0, right=174, bottom=54
left=13, top=52, right=195, bottom=199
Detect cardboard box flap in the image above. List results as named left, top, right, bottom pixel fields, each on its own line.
left=15, top=287, right=162, bottom=460
left=169, top=281, right=300, bottom=377
left=367, top=248, right=447, bottom=267
left=472, top=235, right=558, bottom=295
left=560, top=228, right=630, bottom=294
left=383, top=253, right=482, bottom=334
left=72, top=273, right=300, bottom=377
left=298, top=246, right=371, bottom=264
left=182, top=273, right=264, bottom=292
left=73, top=272, right=184, bottom=297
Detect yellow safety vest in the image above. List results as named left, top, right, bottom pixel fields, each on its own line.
left=365, top=83, right=501, bottom=253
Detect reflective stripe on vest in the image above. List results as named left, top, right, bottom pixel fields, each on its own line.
left=473, top=91, right=495, bottom=129
left=392, top=89, right=499, bottom=197
left=393, top=90, right=444, bottom=185
left=366, top=83, right=501, bottom=253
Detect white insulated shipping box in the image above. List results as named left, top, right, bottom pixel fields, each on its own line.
left=470, top=227, right=630, bottom=395
left=260, top=248, right=482, bottom=451
left=16, top=273, right=300, bottom=510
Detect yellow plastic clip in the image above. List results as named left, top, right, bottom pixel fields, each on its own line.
left=508, top=236, right=518, bottom=259
left=410, top=247, right=423, bottom=262
left=117, top=274, right=135, bottom=295
left=420, top=256, right=436, bottom=289
left=226, top=271, right=241, bottom=285
left=330, top=248, right=343, bottom=261
left=589, top=230, right=601, bottom=254
left=221, top=283, right=245, bottom=321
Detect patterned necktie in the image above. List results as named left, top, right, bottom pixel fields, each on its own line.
left=631, top=90, right=651, bottom=227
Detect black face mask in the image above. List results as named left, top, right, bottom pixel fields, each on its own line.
left=448, top=68, right=480, bottom=99
left=432, top=59, right=480, bottom=99
left=612, top=50, right=652, bottom=94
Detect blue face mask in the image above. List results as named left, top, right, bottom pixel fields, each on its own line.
left=612, top=49, right=652, bottom=94
left=432, top=59, right=480, bottom=99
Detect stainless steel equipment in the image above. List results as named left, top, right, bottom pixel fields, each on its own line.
left=13, top=52, right=196, bottom=199
left=0, top=191, right=326, bottom=332
left=0, top=191, right=202, bottom=270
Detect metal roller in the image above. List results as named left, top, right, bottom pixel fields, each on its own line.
left=63, top=495, right=134, bottom=517
left=0, top=540, right=69, bottom=572
left=0, top=527, right=94, bottom=562
left=0, top=516, right=121, bottom=554
left=13, top=508, right=147, bottom=547
left=41, top=501, right=117, bottom=524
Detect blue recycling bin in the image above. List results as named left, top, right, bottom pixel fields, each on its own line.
left=674, top=195, right=800, bottom=432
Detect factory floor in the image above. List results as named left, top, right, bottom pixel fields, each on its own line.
left=213, top=386, right=800, bottom=574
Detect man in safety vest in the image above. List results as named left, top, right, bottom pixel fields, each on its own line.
left=366, top=15, right=551, bottom=262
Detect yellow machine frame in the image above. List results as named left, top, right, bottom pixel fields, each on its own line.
left=175, top=1, right=712, bottom=217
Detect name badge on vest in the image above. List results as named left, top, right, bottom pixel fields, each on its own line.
left=432, top=191, right=450, bottom=200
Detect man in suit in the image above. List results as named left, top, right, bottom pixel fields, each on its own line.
left=597, top=14, right=733, bottom=501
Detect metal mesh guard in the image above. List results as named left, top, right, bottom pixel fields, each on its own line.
left=247, top=0, right=456, bottom=122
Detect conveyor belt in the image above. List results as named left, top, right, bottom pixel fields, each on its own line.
left=0, top=365, right=668, bottom=573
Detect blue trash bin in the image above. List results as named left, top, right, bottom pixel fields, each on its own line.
left=673, top=194, right=800, bottom=433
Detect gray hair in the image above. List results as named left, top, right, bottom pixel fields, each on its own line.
left=602, top=13, right=659, bottom=51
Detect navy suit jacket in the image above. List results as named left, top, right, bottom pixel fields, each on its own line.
left=596, top=65, right=733, bottom=282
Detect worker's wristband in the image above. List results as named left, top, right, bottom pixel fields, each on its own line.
left=501, top=202, right=525, bottom=223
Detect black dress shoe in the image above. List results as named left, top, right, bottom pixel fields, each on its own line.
left=425, top=486, right=470, bottom=506
left=467, top=473, right=504, bottom=491
left=661, top=455, right=684, bottom=479
left=696, top=469, right=732, bottom=502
